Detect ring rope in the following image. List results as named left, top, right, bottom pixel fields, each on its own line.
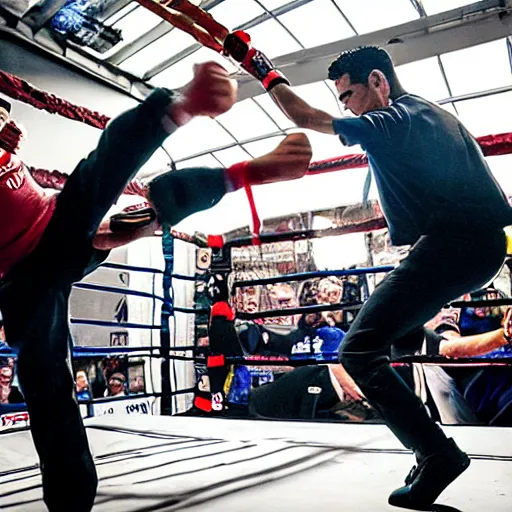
left=73, top=281, right=166, bottom=302
left=0, top=70, right=110, bottom=129
left=72, top=345, right=195, bottom=355
left=2, top=344, right=511, bottom=368
left=99, top=261, right=164, bottom=274
left=160, top=224, right=175, bottom=415
left=231, top=265, right=395, bottom=289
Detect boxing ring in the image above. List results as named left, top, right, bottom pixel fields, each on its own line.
left=1, top=69, right=512, bottom=511
left=2, top=417, right=512, bottom=511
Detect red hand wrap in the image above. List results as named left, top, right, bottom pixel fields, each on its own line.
left=226, top=161, right=262, bottom=243
left=244, top=182, right=261, bottom=245
left=241, top=46, right=258, bottom=70
left=233, top=29, right=251, bottom=45
left=226, top=160, right=249, bottom=191
left=211, top=301, right=235, bottom=321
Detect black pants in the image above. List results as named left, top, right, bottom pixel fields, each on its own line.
left=0, top=91, right=175, bottom=511
left=339, top=230, right=506, bottom=457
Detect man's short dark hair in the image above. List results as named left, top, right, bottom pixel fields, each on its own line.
left=328, top=46, right=395, bottom=85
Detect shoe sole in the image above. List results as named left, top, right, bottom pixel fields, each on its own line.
left=388, top=455, right=471, bottom=509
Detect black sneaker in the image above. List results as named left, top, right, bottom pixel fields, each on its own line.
left=388, top=438, right=470, bottom=510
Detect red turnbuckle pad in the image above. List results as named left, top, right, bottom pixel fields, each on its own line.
left=211, top=301, right=235, bottom=321
left=207, top=234, right=224, bottom=248
left=194, top=395, right=212, bottom=412
left=207, top=354, right=226, bottom=368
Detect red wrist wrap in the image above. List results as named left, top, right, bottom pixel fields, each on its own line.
left=226, top=161, right=249, bottom=191
left=262, top=70, right=283, bottom=90
left=262, top=70, right=290, bottom=91
left=226, top=161, right=262, bottom=244
left=244, top=181, right=261, bottom=245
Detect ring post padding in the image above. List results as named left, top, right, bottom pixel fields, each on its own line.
left=160, top=224, right=174, bottom=415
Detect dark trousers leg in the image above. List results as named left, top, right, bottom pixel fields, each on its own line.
left=0, top=280, right=96, bottom=512
left=148, top=166, right=227, bottom=226
left=0, top=100, right=172, bottom=511
left=339, top=231, right=506, bottom=457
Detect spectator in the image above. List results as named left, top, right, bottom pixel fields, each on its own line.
left=75, top=370, right=92, bottom=401
left=105, top=372, right=126, bottom=398
left=129, top=374, right=145, bottom=394
left=0, top=357, right=24, bottom=405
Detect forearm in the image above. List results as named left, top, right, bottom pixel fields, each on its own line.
left=328, top=363, right=364, bottom=401
left=439, top=329, right=507, bottom=358
left=223, top=33, right=333, bottom=134
left=270, top=83, right=335, bottom=134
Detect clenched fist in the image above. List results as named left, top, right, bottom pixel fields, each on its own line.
left=169, top=61, right=237, bottom=126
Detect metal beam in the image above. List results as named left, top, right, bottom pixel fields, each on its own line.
left=0, top=27, right=138, bottom=97
left=141, top=0, right=314, bottom=80
left=236, top=0, right=512, bottom=101
left=21, top=0, right=69, bottom=34
left=3, top=0, right=511, bottom=108
left=438, top=83, right=512, bottom=105
left=0, top=0, right=34, bottom=18
left=98, top=0, right=133, bottom=22
left=107, top=20, right=173, bottom=65
left=143, top=43, right=201, bottom=81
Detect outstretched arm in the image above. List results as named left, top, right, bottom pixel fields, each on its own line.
left=270, top=83, right=336, bottom=134
left=223, top=31, right=336, bottom=134
left=439, top=328, right=508, bottom=358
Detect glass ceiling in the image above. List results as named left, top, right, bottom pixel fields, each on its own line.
left=100, top=3, right=512, bottom=149
left=38, top=1, right=512, bottom=234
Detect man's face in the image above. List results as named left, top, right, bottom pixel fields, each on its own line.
left=335, top=73, right=386, bottom=116
left=76, top=372, right=88, bottom=391
left=129, top=376, right=144, bottom=393
left=108, top=378, right=124, bottom=395
left=239, top=285, right=260, bottom=313
left=316, top=278, right=342, bottom=304
left=268, top=283, right=297, bottom=309
left=0, top=365, right=12, bottom=385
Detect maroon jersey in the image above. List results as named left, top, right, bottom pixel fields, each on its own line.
left=0, top=157, right=56, bottom=279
